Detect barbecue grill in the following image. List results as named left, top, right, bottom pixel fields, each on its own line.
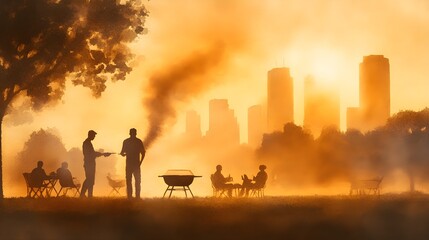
left=158, top=169, right=202, bottom=198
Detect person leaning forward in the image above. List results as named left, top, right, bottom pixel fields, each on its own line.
left=80, top=130, right=111, bottom=198
left=120, top=128, right=146, bottom=199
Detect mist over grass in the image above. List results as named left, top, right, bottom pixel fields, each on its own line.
left=2, top=196, right=429, bottom=240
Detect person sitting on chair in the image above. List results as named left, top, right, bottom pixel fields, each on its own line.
left=56, top=162, right=80, bottom=188
left=212, top=165, right=235, bottom=197
left=240, top=165, right=268, bottom=197
left=31, top=160, right=49, bottom=187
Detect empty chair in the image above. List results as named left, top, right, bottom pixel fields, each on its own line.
left=350, top=176, right=383, bottom=196
left=23, top=173, right=47, bottom=198
left=107, top=173, right=126, bottom=196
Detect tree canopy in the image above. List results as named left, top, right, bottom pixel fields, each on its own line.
left=259, top=109, right=429, bottom=193
left=0, top=0, right=147, bottom=112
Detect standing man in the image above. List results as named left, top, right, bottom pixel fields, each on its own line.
left=120, top=128, right=146, bottom=199
left=80, top=130, right=110, bottom=198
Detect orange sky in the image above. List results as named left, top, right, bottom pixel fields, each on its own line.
left=3, top=0, right=429, bottom=197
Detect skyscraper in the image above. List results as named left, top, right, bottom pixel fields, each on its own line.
left=206, top=99, right=240, bottom=145
left=360, top=55, right=390, bottom=129
left=346, top=107, right=361, bottom=130
left=304, top=76, right=340, bottom=136
left=248, top=104, right=264, bottom=147
left=267, top=67, right=294, bottom=132
left=347, top=55, right=390, bottom=131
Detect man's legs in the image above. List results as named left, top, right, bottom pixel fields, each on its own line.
left=88, top=164, right=95, bottom=197
left=81, top=180, right=88, bottom=197
left=125, top=166, right=133, bottom=199
left=134, top=167, right=141, bottom=198
left=81, top=163, right=95, bottom=197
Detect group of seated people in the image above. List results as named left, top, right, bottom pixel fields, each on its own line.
left=211, top=164, right=268, bottom=197
left=30, top=160, right=80, bottom=189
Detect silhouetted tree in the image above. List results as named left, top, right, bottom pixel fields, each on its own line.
left=13, top=129, right=67, bottom=183
left=258, top=111, right=429, bottom=192
left=315, top=127, right=349, bottom=182
left=383, top=109, right=429, bottom=192
left=0, top=0, right=147, bottom=198
left=343, top=129, right=366, bottom=174
left=259, top=123, right=315, bottom=185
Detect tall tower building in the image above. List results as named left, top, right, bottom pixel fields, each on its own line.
left=360, top=55, right=390, bottom=129
left=248, top=105, right=264, bottom=147
left=267, top=67, right=294, bottom=132
left=185, top=110, right=202, bottom=139
left=347, top=55, right=390, bottom=131
left=206, top=99, right=240, bottom=145
left=304, top=76, right=340, bottom=136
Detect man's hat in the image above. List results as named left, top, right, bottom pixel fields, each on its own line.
left=88, top=130, right=97, bottom=135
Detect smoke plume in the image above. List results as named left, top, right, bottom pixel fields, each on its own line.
left=143, top=43, right=227, bottom=147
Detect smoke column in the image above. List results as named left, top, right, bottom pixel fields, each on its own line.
left=143, top=43, right=226, bottom=147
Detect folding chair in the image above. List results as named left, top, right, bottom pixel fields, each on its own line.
left=23, top=173, right=46, bottom=198
left=107, top=174, right=125, bottom=196
left=350, top=176, right=383, bottom=196
left=250, top=185, right=265, bottom=198
left=57, top=178, right=81, bottom=197
left=210, top=174, right=228, bottom=197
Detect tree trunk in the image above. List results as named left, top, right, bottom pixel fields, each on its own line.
left=408, top=167, right=415, bottom=193
left=409, top=176, right=415, bottom=192
left=0, top=118, right=3, bottom=198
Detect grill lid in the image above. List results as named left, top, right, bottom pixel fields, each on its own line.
left=162, top=169, right=194, bottom=176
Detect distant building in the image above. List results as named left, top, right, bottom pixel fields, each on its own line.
left=303, top=76, right=340, bottom=136
left=347, top=55, right=390, bottom=131
left=206, top=99, right=240, bottom=145
left=185, top=110, right=202, bottom=139
left=248, top=105, right=264, bottom=147
left=346, top=107, right=361, bottom=130
left=267, top=67, right=294, bottom=132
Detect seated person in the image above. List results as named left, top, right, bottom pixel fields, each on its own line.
left=212, top=165, right=236, bottom=197
left=56, top=162, right=80, bottom=188
left=240, top=165, right=268, bottom=196
left=30, top=160, right=49, bottom=187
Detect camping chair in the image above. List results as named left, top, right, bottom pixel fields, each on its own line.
left=57, top=177, right=81, bottom=197
left=249, top=177, right=267, bottom=198
left=210, top=174, right=228, bottom=197
left=107, top=174, right=125, bottom=196
left=350, top=176, right=383, bottom=196
left=250, top=185, right=265, bottom=198
left=23, top=173, right=47, bottom=198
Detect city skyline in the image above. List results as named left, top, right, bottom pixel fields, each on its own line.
left=184, top=54, right=390, bottom=144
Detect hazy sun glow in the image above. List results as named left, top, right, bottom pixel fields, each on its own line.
left=309, top=48, right=343, bottom=84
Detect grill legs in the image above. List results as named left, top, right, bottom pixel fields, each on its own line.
left=162, top=185, right=194, bottom=199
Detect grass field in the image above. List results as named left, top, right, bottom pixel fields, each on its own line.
left=1, top=195, right=429, bottom=240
